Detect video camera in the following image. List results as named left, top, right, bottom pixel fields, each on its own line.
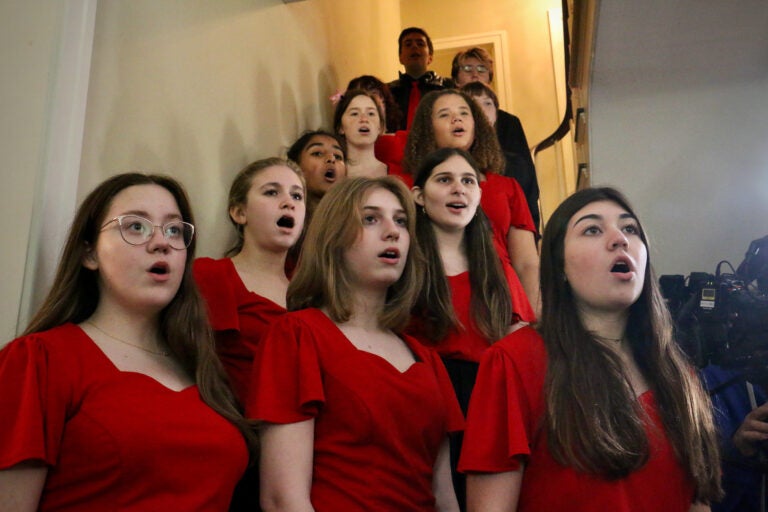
left=660, top=235, right=768, bottom=385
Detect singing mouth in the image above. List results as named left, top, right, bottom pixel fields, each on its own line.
left=277, top=216, right=295, bottom=229
left=611, top=260, right=631, bottom=274
left=149, top=262, right=169, bottom=275
left=379, top=249, right=400, bottom=260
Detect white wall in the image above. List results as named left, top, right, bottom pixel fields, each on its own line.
left=589, top=3, right=768, bottom=278
left=0, top=1, right=69, bottom=341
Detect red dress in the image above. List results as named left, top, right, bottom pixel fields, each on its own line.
left=412, top=269, right=533, bottom=363
left=0, top=324, right=248, bottom=511
left=459, top=326, right=695, bottom=512
left=193, top=257, right=286, bottom=404
left=246, top=308, right=464, bottom=511
left=479, top=172, right=537, bottom=261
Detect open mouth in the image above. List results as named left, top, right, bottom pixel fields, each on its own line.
left=452, top=127, right=465, bottom=134
left=447, top=202, right=467, bottom=209
left=359, top=126, right=370, bottom=134
left=149, top=262, right=169, bottom=275
left=324, top=168, right=336, bottom=180
left=611, top=261, right=631, bottom=273
left=277, top=215, right=295, bottom=229
left=379, top=249, right=400, bottom=260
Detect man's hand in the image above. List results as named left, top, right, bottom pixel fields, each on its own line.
left=733, top=402, right=768, bottom=457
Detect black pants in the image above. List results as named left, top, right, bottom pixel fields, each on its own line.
left=441, top=357, right=480, bottom=512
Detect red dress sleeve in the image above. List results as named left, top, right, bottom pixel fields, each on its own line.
left=459, top=327, right=546, bottom=473
left=503, top=174, right=536, bottom=233
left=0, top=335, right=70, bottom=468
left=245, top=313, right=325, bottom=423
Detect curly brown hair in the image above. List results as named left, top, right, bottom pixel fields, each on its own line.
left=402, top=89, right=505, bottom=175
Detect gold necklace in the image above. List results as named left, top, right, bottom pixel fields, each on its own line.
left=85, top=321, right=170, bottom=356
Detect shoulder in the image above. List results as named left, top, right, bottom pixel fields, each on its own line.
left=193, top=257, right=232, bottom=278
left=4, top=323, right=88, bottom=355
left=485, top=326, right=546, bottom=366
left=1, top=324, right=95, bottom=386
left=271, top=308, right=329, bottom=333
left=483, top=172, right=519, bottom=190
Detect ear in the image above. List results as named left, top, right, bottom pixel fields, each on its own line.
left=411, top=186, right=425, bottom=207
left=82, top=242, right=98, bottom=270
left=229, top=204, right=246, bottom=226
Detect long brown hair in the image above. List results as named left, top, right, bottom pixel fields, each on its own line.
left=24, top=172, right=257, bottom=456
left=539, top=187, right=721, bottom=501
left=402, top=89, right=505, bottom=175
left=287, top=176, right=423, bottom=332
left=412, top=147, right=514, bottom=341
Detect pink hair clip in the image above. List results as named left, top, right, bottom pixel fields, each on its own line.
left=329, top=90, right=344, bottom=106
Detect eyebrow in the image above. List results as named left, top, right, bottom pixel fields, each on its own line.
left=572, top=212, right=636, bottom=227
left=362, top=205, right=406, bottom=215
left=432, top=171, right=477, bottom=179
left=119, top=210, right=182, bottom=222
left=260, top=181, right=305, bottom=192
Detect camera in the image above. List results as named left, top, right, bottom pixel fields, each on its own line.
left=660, top=236, right=768, bottom=385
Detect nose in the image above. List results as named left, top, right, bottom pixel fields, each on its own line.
left=383, top=218, right=400, bottom=241
left=146, top=226, right=171, bottom=253
left=325, top=153, right=335, bottom=164
left=608, top=228, right=629, bottom=250
left=280, top=194, right=296, bottom=209
left=451, top=181, right=467, bottom=195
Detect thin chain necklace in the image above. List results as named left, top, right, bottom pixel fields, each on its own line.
left=85, top=321, right=169, bottom=356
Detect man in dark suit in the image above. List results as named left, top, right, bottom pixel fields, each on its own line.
left=388, top=27, right=451, bottom=130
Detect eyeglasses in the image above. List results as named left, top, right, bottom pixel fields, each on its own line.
left=101, top=215, right=195, bottom=250
left=460, top=64, right=489, bottom=74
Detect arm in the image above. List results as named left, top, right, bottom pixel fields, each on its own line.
left=260, top=419, right=316, bottom=512
left=466, top=469, right=524, bottom=512
left=507, top=227, right=541, bottom=318
left=733, top=401, right=768, bottom=457
left=0, top=461, right=47, bottom=512
left=432, top=438, right=459, bottom=512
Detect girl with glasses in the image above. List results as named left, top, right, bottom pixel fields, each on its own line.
left=248, top=177, right=463, bottom=511
left=0, top=173, right=255, bottom=510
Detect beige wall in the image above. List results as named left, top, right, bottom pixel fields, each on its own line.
left=0, top=1, right=66, bottom=341
left=80, top=0, right=401, bottom=262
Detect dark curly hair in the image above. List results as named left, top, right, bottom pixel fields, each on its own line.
left=402, top=89, right=505, bottom=175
